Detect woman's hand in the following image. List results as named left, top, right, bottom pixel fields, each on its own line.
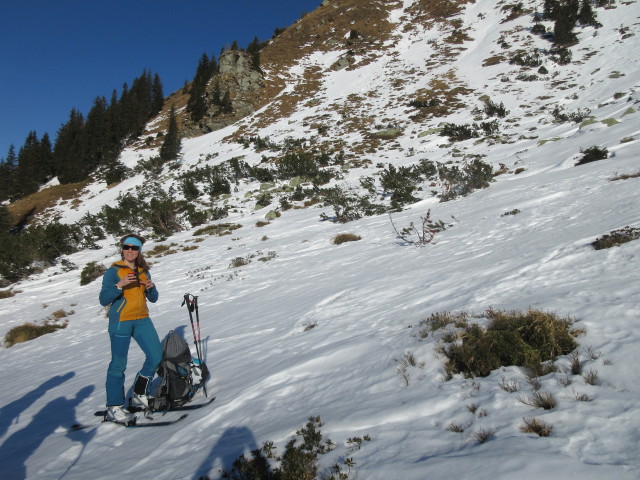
left=116, top=273, right=138, bottom=289
left=140, top=278, right=155, bottom=290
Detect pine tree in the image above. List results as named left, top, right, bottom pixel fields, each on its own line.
left=544, top=0, right=560, bottom=19
left=14, top=131, right=49, bottom=197
left=187, top=53, right=213, bottom=123
left=578, top=0, right=598, bottom=25
left=39, top=133, right=54, bottom=181
left=53, top=109, right=86, bottom=184
left=159, top=105, right=181, bottom=161
left=0, top=145, right=17, bottom=201
left=553, top=0, right=579, bottom=45
left=85, top=97, right=110, bottom=171
left=151, top=73, right=165, bottom=115
left=246, top=36, right=263, bottom=72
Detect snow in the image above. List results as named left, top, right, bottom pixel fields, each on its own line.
left=1, top=1, right=640, bottom=479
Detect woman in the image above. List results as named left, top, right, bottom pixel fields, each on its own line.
left=99, top=234, right=162, bottom=423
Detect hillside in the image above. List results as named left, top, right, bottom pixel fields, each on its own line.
left=1, top=1, right=639, bottom=479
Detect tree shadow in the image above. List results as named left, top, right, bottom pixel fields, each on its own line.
left=0, top=372, right=75, bottom=438
left=192, top=426, right=258, bottom=480
left=0, top=384, right=95, bottom=480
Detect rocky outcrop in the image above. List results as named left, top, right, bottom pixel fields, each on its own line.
left=183, top=50, right=265, bottom=136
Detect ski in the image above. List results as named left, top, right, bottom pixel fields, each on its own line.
left=71, top=413, right=188, bottom=431
left=94, top=396, right=215, bottom=417
left=162, top=396, right=216, bottom=412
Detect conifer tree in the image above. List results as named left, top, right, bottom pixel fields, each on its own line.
left=0, top=145, right=17, bottom=201
left=152, top=73, right=165, bottom=115
left=553, top=0, right=579, bottom=45
left=85, top=97, right=110, bottom=171
left=246, top=36, right=263, bottom=72
left=159, top=105, right=181, bottom=161
left=544, top=0, right=560, bottom=19
left=187, top=53, right=214, bottom=122
left=578, top=0, right=598, bottom=25
left=14, top=131, right=51, bottom=196
left=39, top=133, right=54, bottom=181
left=53, top=109, right=86, bottom=184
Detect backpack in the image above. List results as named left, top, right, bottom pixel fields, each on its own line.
left=152, top=330, right=209, bottom=411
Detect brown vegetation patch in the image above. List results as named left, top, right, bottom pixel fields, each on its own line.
left=5, top=320, right=69, bottom=347
left=7, top=180, right=89, bottom=227
left=483, top=55, right=507, bottom=67
left=500, top=3, right=532, bottom=23
left=408, top=0, right=473, bottom=20
left=332, top=233, right=362, bottom=245
left=409, top=71, right=474, bottom=120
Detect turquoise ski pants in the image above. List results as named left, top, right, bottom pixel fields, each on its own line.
left=106, top=317, right=162, bottom=406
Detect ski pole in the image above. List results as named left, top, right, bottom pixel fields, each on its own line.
left=182, top=294, right=208, bottom=397
left=182, top=294, right=202, bottom=362
left=191, top=295, right=208, bottom=397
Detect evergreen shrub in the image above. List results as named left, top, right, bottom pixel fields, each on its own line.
left=575, top=146, right=608, bottom=166
left=422, top=308, right=579, bottom=378
left=217, top=417, right=362, bottom=480
left=80, top=261, right=106, bottom=286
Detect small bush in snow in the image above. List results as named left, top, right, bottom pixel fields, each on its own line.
left=583, top=369, right=599, bottom=385
left=390, top=209, right=449, bottom=246
left=520, top=417, right=553, bottom=437
left=483, top=99, right=510, bottom=117
left=416, top=311, right=469, bottom=340
left=517, top=390, right=557, bottom=410
left=498, top=375, right=521, bottom=393
left=193, top=223, right=242, bottom=237
left=440, top=123, right=479, bottom=142
left=229, top=257, right=250, bottom=269
left=575, top=146, right=608, bottom=166
left=332, top=233, right=361, bottom=245
left=0, top=289, right=20, bottom=299
left=431, top=308, right=578, bottom=378
left=591, top=226, right=640, bottom=249
left=218, top=417, right=363, bottom=480
left=472, top=427, right=495, bottom=444
left=4, top=320, right=68, bottom=347
left=610, top=170, right=640, bottom=181
left=574, top=390, right=591, bottom=402
left=80, top=261, right=106, bottom=286
left=509, top=50, right=542, bottom=68
left=438, top=159, right=494, bottom=202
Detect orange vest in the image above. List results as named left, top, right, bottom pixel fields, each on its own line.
left=112, top=262, right=153, bottom=321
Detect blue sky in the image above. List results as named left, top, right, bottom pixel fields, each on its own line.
left=0, top=0, right=321, bottom=159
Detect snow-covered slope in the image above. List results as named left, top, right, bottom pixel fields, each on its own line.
left=1, top=1, right=639, bottom=479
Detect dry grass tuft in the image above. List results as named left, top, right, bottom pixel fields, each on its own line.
left=472, top=427, right=494, bottom=444
left=520, top=417, right=553, bottom=437
left=610, top=170, right=640, bottom=181
left=332, top=233, right=362, bottom=245
left=193, top=223, right=242, bottom=237
left=0, top=289, right=20, bottom=299
left=517, top=390, right=556, bottom=410
left=4, top=321, right=68, bottom=347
